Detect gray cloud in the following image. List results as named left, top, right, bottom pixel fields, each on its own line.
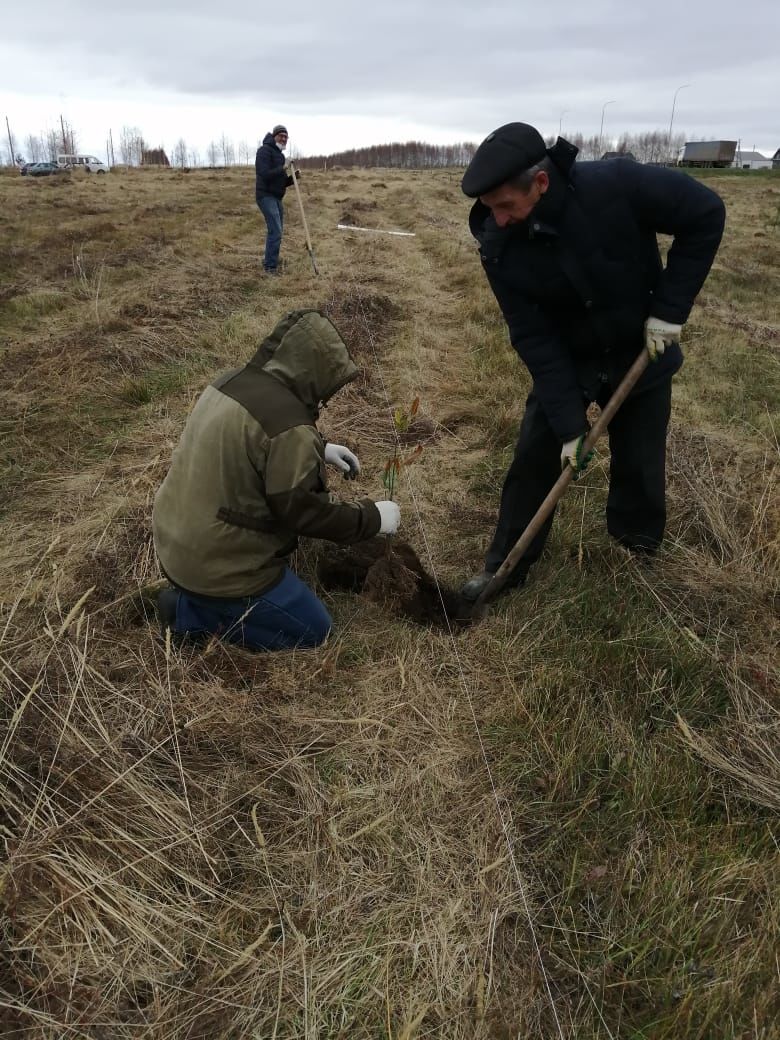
left=4, top=0, right=779, bottom=147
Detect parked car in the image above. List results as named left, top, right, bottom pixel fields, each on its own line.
left=27, top=162, right=68, bottom=177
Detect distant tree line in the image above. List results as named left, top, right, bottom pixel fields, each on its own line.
left=121, top=128, right=253, bottom=168
left=2, top=120, right=690, bottom=169
left=0, top=121, right=255, bottom=169
left=554, top=129, right=687, bottom=163
left=295, top=140, right=478, bottom=169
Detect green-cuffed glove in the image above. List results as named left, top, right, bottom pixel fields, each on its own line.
left=560, top=434, right=593, bottom=476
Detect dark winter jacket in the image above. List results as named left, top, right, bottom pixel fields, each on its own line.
left=255, top=133, right=293, bottom=201
left=153, top=310, right=381, bottom=598
left=469, top=142, right=726, bottom=441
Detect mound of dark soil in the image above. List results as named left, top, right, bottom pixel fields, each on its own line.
left=317, top=538, right=470, bottom=628
left=338, top=198, right=378, bottom=225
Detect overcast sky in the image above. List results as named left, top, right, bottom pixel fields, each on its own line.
left=2, top=0, right=778, bottom=160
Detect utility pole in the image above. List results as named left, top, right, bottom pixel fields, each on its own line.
left=60, top=114, right=67, bottom=153
left=108, top=128, right=116, bottom=167
left=599, top=100, right=616, bottom=157
left=5, top=116, right=15, bottom=166
left=559, top=109, right=569, bottom=136
left=668, top=84, right=689, bottom=164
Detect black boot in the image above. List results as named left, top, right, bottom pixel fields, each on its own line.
left=460, top=569, right=526, bottom=603
left=156, top=587, right=179, bottom=635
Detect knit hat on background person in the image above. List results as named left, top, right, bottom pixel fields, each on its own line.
left=272, top=125, right=288, bottom=136
left=461, top=122, right=548, bottom=197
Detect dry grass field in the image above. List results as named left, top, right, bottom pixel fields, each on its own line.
left=1, top=162, right=778, bottom=1039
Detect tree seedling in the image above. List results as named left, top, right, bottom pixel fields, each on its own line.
left=382, top=397, right=423, bottom=501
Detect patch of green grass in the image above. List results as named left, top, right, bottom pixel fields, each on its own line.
left=689, top=167, right=780, bottom=182
left=678, top=341, right=779, bottom=437
left=0, top=288, right=70, bottom=322
left=117, top=356, right=212, bottom=406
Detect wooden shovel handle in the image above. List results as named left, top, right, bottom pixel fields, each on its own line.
left=472, top=348, right=650, bottom=611
left=289, top=160, right=318, bottom=273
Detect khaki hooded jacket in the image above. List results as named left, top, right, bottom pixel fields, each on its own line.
left=153, top=310, right=381, bottom=598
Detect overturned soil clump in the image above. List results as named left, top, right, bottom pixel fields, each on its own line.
left=318, top=538, right=470, bottom=628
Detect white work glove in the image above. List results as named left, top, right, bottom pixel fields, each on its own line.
left=324, top=442, right=360, bottom=480
left=560, top=434, right=593, bottom=476
left=644, top=316, right=682, bottom=362
left=374, top=501, right=401, bottom=535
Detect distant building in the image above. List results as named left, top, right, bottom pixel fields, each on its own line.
left=601, top=150, right=638, bottom=161
left=732, top=149, right=773, bottom=170
left=773, top=148, right=780, bottom=170
left=141, top=148, right=171, bottom=167
left=679, top=141, right=737, bottom=168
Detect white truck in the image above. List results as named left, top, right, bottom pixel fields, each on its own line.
left=56, top=154, right=110, bottom=174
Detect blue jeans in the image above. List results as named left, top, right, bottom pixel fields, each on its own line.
left=172, top=568, right=332, bottom=651
left=258, top=196, right=284, bottom=271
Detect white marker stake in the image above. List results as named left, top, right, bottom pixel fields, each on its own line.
left=336, top=224, right=415, bottom=237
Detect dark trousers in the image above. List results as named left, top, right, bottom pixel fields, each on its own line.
left=484, top=378, right=673, bottom=577
left=258, top=196, right=284, bottom=271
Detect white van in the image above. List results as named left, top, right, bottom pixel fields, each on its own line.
left=56, top=154, right=110, bottom=174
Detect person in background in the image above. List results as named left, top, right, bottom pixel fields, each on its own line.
left=153, top=310, right=400, bottom=650
left=255, top=124, right=298, bottom=274
left=459, top=122, right=726, bottom=602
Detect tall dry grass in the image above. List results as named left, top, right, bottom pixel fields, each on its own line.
left=1, top=165, right=778, bottom=1038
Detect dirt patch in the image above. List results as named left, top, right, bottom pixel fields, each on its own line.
left=338, top=198, right=378, bottom=225
left=119, top=300, right=189, bottom=323
left=373, top=414, right=441, bottom=447
left=318, top=538, right=469, bottom=627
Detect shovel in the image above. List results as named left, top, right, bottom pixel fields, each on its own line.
left=469, top=348, right=650, bottom=618
left=288, top=159, right=319, bottom=275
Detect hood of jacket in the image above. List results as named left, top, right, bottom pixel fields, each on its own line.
left=247, top=309, right=358, bottom=411
left=262, top=132, right=281, bottom=150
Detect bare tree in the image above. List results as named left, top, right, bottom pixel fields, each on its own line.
left=43, top=129, right=59, bottom=161
left=219, top=133, right=235, bottom=166
left=58, top=117, right=77, bottom=155
left=206, top=141, right=220, bottom=167
left=237, top=139, right=251, bottom=165
left=119, top=125, right=146, bottom=166
left=4, top=120, right=17, bottom=166
left=188, top=147, right=201, bottom=167
left=174, top=137, right=188, bottom=167
left=25, top=135, right=43, bottom=162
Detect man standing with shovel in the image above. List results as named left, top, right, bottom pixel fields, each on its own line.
left=459, top=123, right=725, bottom=604
left=255, top=123, right=298, bottom=274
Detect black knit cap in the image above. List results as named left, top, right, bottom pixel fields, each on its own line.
left=461, top=122, right=547, bottom=198
left=272, top=124, right=288, bottom=136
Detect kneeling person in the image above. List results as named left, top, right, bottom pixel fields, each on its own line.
left=152, top=309, right=400, bottom=650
